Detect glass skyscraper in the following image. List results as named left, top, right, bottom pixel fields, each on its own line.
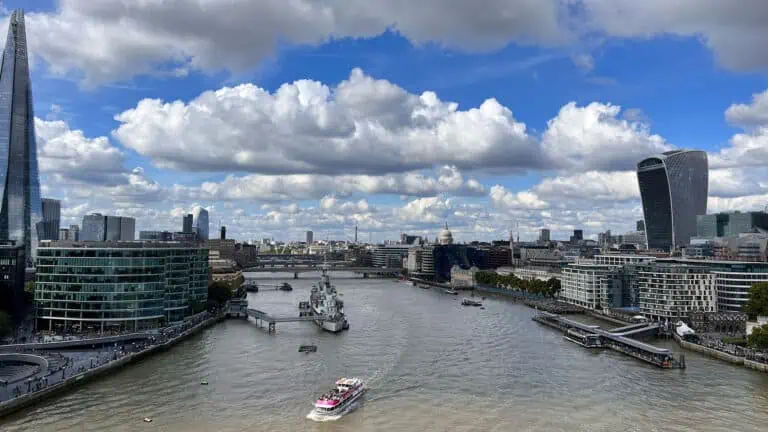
left=637, top=150, right=708, bottom=251
left=40, top=198, right=61, bottom=240
left=194, top=208, right=209, bottom=240
left=0, top=10, right=42, bottom=266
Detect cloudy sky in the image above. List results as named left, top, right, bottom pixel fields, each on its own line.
left=10, top=0, right=768, bottom=243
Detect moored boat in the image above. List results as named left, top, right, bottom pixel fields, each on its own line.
left=563, top=328, right=603, bottom=348
left=461, top=298, right=482, bottom=306
left=443, top=289, right=459, bottom=295
left=310, top=265, right=349, bottom=333
left=312, top=378, right=365, bottom=419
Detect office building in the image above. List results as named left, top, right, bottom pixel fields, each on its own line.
left=539, top=229, right=551, bottom=243
left=172, top=231, right=198, bottom=242
left=183, top=214, right=193, bottom=233
left=139, top=230, right=173, bottom=241
left=40, top=198, right=61, bottom=240
left=372, top=245, right=411, bottom=268
left=35, top=241, right=209, bottom=332
left=400, top=234, right=422, bottom=245
left=570, top=230, right=584, bottom=243
left=0, top=11, right=43, bottom=266
left=306, top=230, right=313, bottom=245
left=637, top=220, right=645, bottom=232
left=207, top=239, right=237, bottom=260
left=561, top=260, right=622, bottom=310
left=696, top=211, right=768, bottom=239
left=638, top=263, right=716, bottom=321
left=417, top=244, right=486, bottom=282
left=637, top=150, right=708, bottom=251
left=58, top=224, right=80, bottom=241
left=81, top=214, right=135, bottom=241
left=193, top=208, right=209, bottom=240
left=0, top=241, right=25, bottom=319
left=220, top=226, right=226, bottom=240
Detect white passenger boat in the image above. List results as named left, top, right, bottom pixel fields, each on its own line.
left=311, top=378, right=365, bottom=419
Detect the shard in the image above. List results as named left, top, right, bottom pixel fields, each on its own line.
left=0, top=10, right=42, bottom=266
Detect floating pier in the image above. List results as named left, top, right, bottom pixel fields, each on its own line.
left=533, top=312, right=685, bottom=369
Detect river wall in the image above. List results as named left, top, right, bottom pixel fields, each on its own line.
left=0, top=316, right=222, bottom=419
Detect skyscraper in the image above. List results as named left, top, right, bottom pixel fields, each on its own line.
left=193, top=208, right=209, bottom=240
left=40, top=198, right=61, bottom=240
left=82, top=214, right=135, bottom=241
left=183, top=214, right=193, bottom=233
left=0, top=10, right=42, bottom=266
left=637, top=150, right=708, bottom=251
left=539, top=229, right=550, bottom=243
left=306, top=230, right=313, bottom=244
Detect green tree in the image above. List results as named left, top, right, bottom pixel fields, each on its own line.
left=0, top=311, right=12, bottom=338
left=747, top=324, right=768, bottom=350
left=744, top=282, right=768, bottom=319
left=208, top=281, right=233, bottom=305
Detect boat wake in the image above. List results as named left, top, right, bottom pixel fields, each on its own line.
left=305, top=400, right=362, bottom=422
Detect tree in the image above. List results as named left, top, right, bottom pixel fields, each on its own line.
left=747, top=324, right=768, bottom=350
left=0, top=311, right=11, bottom=338
left=208, top=281, right=233, bottom=306
left=744, top=282, right=768, bottom=319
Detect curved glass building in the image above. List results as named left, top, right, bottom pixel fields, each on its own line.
left=0, top=10, right=43, bottom=266
left=194, top=208, right=209, bottom=240
left=637, top=150, right=708, bottom=251
left=35, top=242, right=209, bottom=333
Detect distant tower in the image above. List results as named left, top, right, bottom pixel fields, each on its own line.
left=306, top=230, right=313, bottom=244
left=183, top=214, right=193, bottom=233
left=355, top=224, right=358, bottom=244
left=220, top=226, right=226, bottom=240
left=637, top=150, right=708, bottom=250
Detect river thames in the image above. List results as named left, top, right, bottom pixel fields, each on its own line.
left=3, top=273, right=768, bottom=431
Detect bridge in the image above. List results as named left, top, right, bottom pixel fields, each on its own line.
left=246, top=308, right=329, bottom=333
left=534, top=312, right=684, bottom=369
left=243, top=265, right=401, bottom=278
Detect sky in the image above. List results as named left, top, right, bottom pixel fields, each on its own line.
left=6, top=0, right=768, bottom=243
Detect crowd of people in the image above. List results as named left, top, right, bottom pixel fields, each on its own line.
left=1, top=310, right=222, bottom=403
left=695, top=334, right=768, bottom=364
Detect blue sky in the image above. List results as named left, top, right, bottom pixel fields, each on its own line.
left=8, top=0, right=768, bottom=242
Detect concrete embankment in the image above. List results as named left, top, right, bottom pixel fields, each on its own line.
left=0, top=316, right=222, bottom=419
left=672, top=333, right=744, bottom=365
left=744, top=359, right=768, bottom=372
left=584, top=311, right=630, bottom=326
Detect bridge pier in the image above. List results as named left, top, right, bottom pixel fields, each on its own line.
left=294, top=272, right=298, bottom=279
left=363, top=273, right=369, bottom=279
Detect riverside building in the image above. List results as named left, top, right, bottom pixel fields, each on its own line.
left=638, top=263, right=716, bottom=321
left=34, top=241, right=209, bottom=333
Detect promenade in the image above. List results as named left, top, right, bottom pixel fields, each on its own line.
left=0, top=311, right=221, bottom=417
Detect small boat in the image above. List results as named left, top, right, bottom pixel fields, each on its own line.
left=299, top=344, right=318, bottom=353
left=442, top=289, right=459, bottom=295
left=245, top=282, right=259, bottom=292
left=419, top=284, right=430, bottom=290
left=480, top=307, right=486, bottom=310
left=200, top=380, right=208, bottom=385
left=143, top=417, right=153, bottom=423
left=279, top=282, right=293, bottom=291
left=312, top=378, right=365, bottom=418
left=461, top=298, right=482, bottom=307
left=563, top=329, right=603, bottom=348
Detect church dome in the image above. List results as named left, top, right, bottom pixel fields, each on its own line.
left=438, top=222, right=453, bottom=245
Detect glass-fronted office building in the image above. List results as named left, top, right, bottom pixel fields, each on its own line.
left=35, top=242, right=209, bottom=333
left=696, top=211, right=768, bottom=239
left=637, top=150, right=708, bottom=251
left=0, top=10, right=43, bottom=266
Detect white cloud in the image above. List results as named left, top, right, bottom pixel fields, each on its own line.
left=35, top=118, right=125, bottom=183
left=533, top=171, right=639, bottom=201
left=725, top=89, right=768, bottom=129
left=582, top=0, right=768, bottom=72
left=489, top=185, right=548, bottom=210
left=113, top=69, right=539, bottom=175
left=709, top=169, right=767, bottom=198
left=541, top=102, right=671, bottom=171
left=711, top=89, right=768, bottom=168
left=24, top=0, right=568, bottom=86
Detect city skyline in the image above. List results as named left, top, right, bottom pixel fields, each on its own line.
left=3, top=2, right=768, bottom=243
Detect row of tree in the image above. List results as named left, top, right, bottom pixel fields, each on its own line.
left=475, top=271, right=561, bottom=298
left=745, top=283, right=768, bottom=349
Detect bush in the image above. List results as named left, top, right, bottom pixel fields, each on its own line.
left=747, top=324, right=768, bottom=350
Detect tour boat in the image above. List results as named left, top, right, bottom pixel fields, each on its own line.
left=312, top=378, right=365, bottom=418
left=563, top=328, right=603, bottom=348
left=461, top=298, right=482, bottom=307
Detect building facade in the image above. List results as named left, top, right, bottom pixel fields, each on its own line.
left=372, top=245, right=411, bottom=268
left=510, top=267, right=560, bottom=282
left=183, top=214, right=193, bottom=233
left=139, top=230, right=173, bottom=241
left=40, top=198, right=61, bottom=241
left=0, top=10, right=43, bottom=266
left=697, top=211, right=768, bottom=239
left=450, top=265, right=478, bottom=289
left=637, top=150, right=708, bottom=251
left=638, top=263, right=716, bottom=321
left=35, top=242, right=209, bottom=332
left=561, top=260, right=623, bottom=310
left=539, top=229, right=551, bottom=243
left=59, top=224, right=80, bottom=241
left=0, top=241, right=25, bottom=319
left=194, top=208, right=209, bottom=240
left=306, top=230, right=313, bottom=245
left=82, top=214, right=135, bottom=242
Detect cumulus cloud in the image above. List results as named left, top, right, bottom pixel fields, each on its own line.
left=489, top=185, right=548, bottom=210
left=35, top=118, right=126, bottom=184
left=711, top=89, right=768, bottom=168
left=113, top=69, right=540, bottom=175
left=23, top=0, right=568, bottom=86
left=174, top=165, right=485, bottom=201
left=533, top=171, right=639, bottom=201
left=541, top=102, right=671, bottom=171
left=582, top=0, right=768, bottom=72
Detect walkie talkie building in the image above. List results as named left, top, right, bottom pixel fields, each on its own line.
left=0, top=10, right=43, bottom=266
left=637, top=150, right=708, bottom=251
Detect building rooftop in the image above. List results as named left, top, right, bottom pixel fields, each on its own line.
left=39, top=241, right=206, bottom=249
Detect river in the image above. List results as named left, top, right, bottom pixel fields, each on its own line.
left=3, top=272, right=768, bottom=431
